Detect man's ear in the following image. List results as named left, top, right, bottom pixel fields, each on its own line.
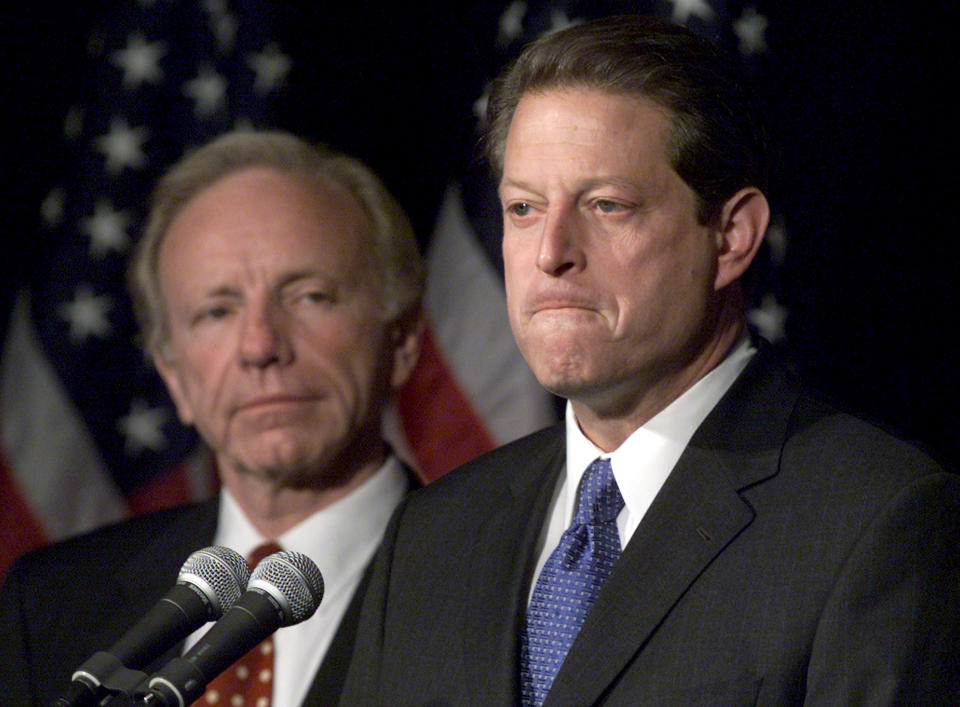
left=153, top=350, right=195, bottom=426
left=713, top=186, right=770, bottom=291
left=389, top=308, right=425, bottom=390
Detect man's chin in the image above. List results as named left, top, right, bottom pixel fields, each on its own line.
left=525, top=353, right=592, bottom=397
left=528, top=371, right=587, bottom=403
left=229, top=438, right=326, bottom=485
left=233, top=455, right=332, bottom=490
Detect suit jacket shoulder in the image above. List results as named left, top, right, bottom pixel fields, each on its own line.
left=3, top=461, right=417, bottom=707
left=343, top=347, right=960, bottom=706
left=0, top=500, right=219, bottom=705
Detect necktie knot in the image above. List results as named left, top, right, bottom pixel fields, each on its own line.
left=248, top=541, right=283, bottom=568
left=574, top=458, right=624, bottom=526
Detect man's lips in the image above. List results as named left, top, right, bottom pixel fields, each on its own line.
left=235, top=394, right=317, bottom=412
left=524, top=281, right=600, bottom=308
left=527, top=297, right=600, bottom=315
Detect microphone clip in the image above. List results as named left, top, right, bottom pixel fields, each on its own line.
left=55, top=650, right=150, bottom=706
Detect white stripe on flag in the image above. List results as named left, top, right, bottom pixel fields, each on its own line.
left=426, top=185, right=555, bottom=445
left=0, top=292, right=127, bottom=540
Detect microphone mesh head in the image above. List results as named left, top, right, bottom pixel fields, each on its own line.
left=250, top=551, right=324, bottom=624
left=178, top=546, right=251, bottom=617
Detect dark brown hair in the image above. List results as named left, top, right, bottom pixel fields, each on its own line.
left=485, top=15, right=769, bottom=224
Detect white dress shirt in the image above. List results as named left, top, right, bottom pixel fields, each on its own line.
left=186, top=455, right=408, bottom=706
left=529, top=340, right=756, bottom=597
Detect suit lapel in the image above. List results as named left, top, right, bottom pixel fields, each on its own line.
left=301, top=464, right=419, bottom=706
left=546, top=346, right=799, bottom=705
left=463, top=425, right=566, bottom=703
left=300, top=561, right=373, bottom=706
left=546, top=446, right=755, bottom=705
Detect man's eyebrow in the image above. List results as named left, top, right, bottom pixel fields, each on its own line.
left=200, top=284, right=241, bottom=299
left=499, top=175, right=642, bottom=194
left=276, top=269, right=325, bottom=287
left=197, top=270, right=328, bottom=298
left=498, top=176, right=538, bottom=194
left=581, top=176, right=642, bottom=191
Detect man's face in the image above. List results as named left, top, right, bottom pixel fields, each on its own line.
left=155, top=167, right=414, bottom=489
left=500, top=89, right=725, bottom=416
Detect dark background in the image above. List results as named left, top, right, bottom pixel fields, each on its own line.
left=2, top=1, right=958, bottom=469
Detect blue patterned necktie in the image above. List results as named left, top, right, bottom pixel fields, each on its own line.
left=520, top=457, right=625, bottom=706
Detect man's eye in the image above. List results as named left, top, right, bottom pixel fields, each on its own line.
left=192, top=305, right=230, bottom=325
left=509, top=202, right=532, bottom=217
left=304, top=291, right=333, bottom=304
left=596, top=199, right=625, bottom=213
left=204, top=306, right=230, bottom=319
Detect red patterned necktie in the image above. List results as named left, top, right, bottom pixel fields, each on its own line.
left=193, top=542, right=282, bottom=707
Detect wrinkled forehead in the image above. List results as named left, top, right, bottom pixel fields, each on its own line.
left=501, top=89, right=676, bottom=180
left=496, top=83, right=677, bottom=168
left=158, top=168, right=376, bottom=291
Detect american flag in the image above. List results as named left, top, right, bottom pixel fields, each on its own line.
left=0, top=0, right=783, bottom=581
left=0, top=0, right=293, bottom=577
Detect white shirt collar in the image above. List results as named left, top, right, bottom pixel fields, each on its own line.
left=215, top=454, right=408, bottom=601
left=207, top=456, right=409, bottom=705
left=564, top=339, right=756, bottom=538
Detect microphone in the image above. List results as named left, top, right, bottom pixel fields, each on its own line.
left=54, top=546, right=250, bottom=707
left=144, top=550, right=324, bottom=707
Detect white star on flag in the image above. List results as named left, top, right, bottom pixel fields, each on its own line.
left=117, top=399, right=168, bottom=455
left=111, top=32, right=167, bottom=88
left=58, top=285, right=114, bottom=343
left=765, top=217, right=788, bottom=266
left=497, top=1, right=527, bottom=45
left=203, top=0, right=238, bottom=52
left=473, top=89, right=489, bottom=123
left=63, top=105, right=84, bottom=141
left=80, top=199, right=132, bottom=258
left=95, top=118, right=149, bottom=175
left=183, top=64, right=228, bottom=118
left=247, top=43, right=292, bottom=95
left=734, top=7, right=769, bottom=55
left=748, top=293, right=788, bottom=343
left=667, top=0, right=715, bottom=24
left=212, top=13, right=238, bottom=52
left=41, top=188, right=66, bottom=227
left=547, top=9, right=579, bottom=35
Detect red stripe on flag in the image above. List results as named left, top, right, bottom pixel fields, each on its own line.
left=126, top=464, right=196, bottom=516
left=397, top=325, right=496, bottom=483
left=0, top=448, right=49, bottom=581
left=126, top=454, right=220, bottom=516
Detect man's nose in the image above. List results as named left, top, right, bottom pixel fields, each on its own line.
left=536, top=207, right=586, bottom=276
left=238, top=300, right=292, bottom=367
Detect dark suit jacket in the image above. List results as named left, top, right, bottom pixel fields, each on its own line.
left=0, top=497, right=371, bottom=706
left=341, top=348, right=960, bottom=705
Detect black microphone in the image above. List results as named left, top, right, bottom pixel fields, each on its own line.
left=53, top=546, right=250, bottom=707
left=144, top=550, right=324, bottom=707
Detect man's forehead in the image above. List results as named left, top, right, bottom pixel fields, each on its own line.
left=513, top=84, right=672, bottom=120
left=500, top=89, right=676, bottom=181
left=159, top=175, right=373, bottom=282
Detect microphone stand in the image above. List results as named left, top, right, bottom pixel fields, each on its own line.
left=51, top=653, right=152, bottom=707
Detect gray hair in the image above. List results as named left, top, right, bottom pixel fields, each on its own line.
left=129, top=130, right=425, bottom=356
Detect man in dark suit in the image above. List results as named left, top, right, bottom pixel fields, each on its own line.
left=340, top=16, right=960, bottom=705
left=0, top=130, right=425, bottom=705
